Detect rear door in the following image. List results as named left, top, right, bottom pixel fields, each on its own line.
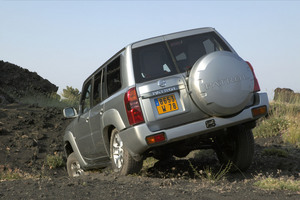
left=89, top=69, right=107, bottom=158
left=132, top=41, right=203, bottom=131
left=132, top=32, right=231, bottom=131
left=89, top=56, right=122, bottom=158
left=74, top=81, right=94, bottom=159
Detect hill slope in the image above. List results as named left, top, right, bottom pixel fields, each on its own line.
left=0, top=60, right=58, bottom=104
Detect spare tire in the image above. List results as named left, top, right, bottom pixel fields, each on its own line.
left=188, top=51, right=254, bottom=117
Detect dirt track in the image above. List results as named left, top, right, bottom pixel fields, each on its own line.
left=0, top=103, right=299, bottom=199
left=1, top=172, right=298, bottom=200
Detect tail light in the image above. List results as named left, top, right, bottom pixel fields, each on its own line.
left=124, top=87, right=144, bottom=125
left=246, top=61, right=260, bottom=92
left=252, top=106, right=267, bottom=118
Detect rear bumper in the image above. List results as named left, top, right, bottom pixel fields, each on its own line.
left=119, top=92, right=269, bottom=159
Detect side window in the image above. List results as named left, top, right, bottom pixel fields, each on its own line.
left=102, top=67, right=107, bottom=100
left=106, top=57, right=121, bottom=97
left=93, top=70, right=102, bottom=106
left=81, top=81, right=92, bottom=113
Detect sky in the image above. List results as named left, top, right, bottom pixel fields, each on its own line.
left=1, top=0, right=300, bottom=100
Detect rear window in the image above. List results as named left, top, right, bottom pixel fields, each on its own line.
left=132, top=31, right=230, bottom=83
left=167, top=32, right=230, bottom=72
left=132, top=42, right=177, bottom=83
left=106, top=57, right=121, bottom=97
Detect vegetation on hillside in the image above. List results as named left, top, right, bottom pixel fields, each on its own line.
left=253, top=90, right=300, bottom=147
left=18, top=86, right=80, bottom=109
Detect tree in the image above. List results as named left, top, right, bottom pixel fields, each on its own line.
left=61, top=86, right=80, bottom=106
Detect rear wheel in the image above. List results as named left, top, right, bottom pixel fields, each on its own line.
left=215, top=126, right=254, bottom=171
left=110, top=128, right=143, bottom=175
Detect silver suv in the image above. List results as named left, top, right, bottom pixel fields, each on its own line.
left=63, top=27, right=269, bottom=177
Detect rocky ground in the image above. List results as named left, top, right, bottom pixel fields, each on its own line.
left=0, top=62, right=299, bottom=199
left=0, top=103, right=299, bottom=200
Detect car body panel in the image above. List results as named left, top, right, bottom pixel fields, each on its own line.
left=119, top=92, right=269, bottom=158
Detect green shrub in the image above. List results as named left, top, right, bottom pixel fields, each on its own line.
left=19, top=86, right=81, bottom=109
left=46, top=153, right=64, bottom=169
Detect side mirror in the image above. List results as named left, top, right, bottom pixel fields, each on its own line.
left=63, top=107, right=78, bottom=118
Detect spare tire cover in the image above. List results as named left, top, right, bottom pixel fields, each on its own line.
left=188, top=51, right=254, bottom=117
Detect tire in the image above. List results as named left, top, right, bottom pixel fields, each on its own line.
left=66, top=152, right=85, bottom=177
left=188, top=51, right=255, bottom=117
left=110, top=128, right=143, bottom=175
left=215, top=126, right=254, bottom=171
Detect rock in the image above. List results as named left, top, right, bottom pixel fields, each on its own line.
left=274, top=87, right=300, bottom=102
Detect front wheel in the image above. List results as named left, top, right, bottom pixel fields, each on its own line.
left=66, top=152, right=85, bottom=177
left=110, top=128, right=143, bottom=175
left=215, top=126, right=254, bottom=172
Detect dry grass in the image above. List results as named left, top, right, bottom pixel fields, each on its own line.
left=142, top=157, right=158, bottom=169
left=253, top=91, right=300, bottom=147
left=254, top=174, right=300, bottom=192
left=262, top=147, right=289, bottom=158
left=0, top=165, right=34, bottom=181
left=189, top=160, right=232, bottom=182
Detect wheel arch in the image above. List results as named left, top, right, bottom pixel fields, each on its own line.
left=64, top=140, right=73, bottom=158
left=63, top=130, right=88, bottom=169
left=102, top=108, right=127, bottom=156
left=103, top=125, right=116, bottom=156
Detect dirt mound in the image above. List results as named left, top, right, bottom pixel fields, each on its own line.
left=0, top=61, right=58, bottom=104
left=0, top=103, right=72, bottom=176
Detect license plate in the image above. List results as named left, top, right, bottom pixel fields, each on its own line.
left=154, top=94, right=179, bottom=114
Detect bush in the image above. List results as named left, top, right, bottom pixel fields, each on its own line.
left=46, top=152, right=64, bottom=169
left=60, top=86, right=80, bottom=108
left=19, top=86, right=80, bottom=109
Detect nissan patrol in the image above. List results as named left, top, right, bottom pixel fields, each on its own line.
left=63, top=27, right=269, bottom=177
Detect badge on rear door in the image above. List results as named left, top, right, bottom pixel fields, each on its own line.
left=158, top=80, right=167, bottom=87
